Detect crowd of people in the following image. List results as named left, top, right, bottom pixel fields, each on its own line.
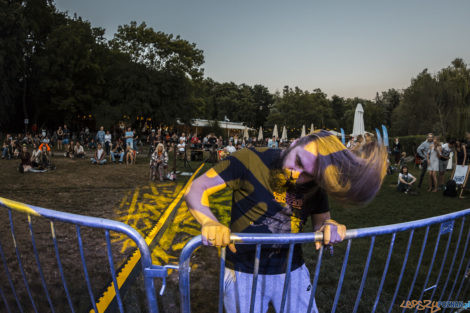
left=2, top=126, right=470, bottom=190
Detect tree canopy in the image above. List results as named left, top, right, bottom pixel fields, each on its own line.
left=1, top=0, right=468, bottom=140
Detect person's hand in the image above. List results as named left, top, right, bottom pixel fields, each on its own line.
left=201, top=220, right=236, bottom=253
left=315, top=219, right=347, bottom=250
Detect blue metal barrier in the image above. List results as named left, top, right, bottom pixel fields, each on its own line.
left=179, top=208, right=470, bottom=313
left=1, top=195, right=469, bottom=313
left=0, top=197, right=167, bottom=313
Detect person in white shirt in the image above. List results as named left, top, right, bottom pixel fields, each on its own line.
left=91, top=143, right=107, bottom=165
left=226, top=141, right=236, bottom=154
left=74, top=142, right=85, bottom=158
left=397, top=166, right=416, bottom=194
left=177, top=139, right=186, bottom=159
left=179, top=132, right=187, bottom=143
left=104, top=131, right=112, bottom=155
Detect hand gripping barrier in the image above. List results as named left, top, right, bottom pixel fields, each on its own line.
left=179, top=208, right=470, bottom=313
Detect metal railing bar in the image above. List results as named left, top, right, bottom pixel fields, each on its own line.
left=372, top=233, right=396, bottom=313
left=427, top=224, right=454, bottom=309
left=27, top=215, right=55, bottom=313
left=50, top=221, right=75, bottom=313
left=401, top=226, right=430, bottom=313
left=307, top=245, right=323, bottom=313
left=218, top=247, right=226, bottom=313
left=0, top=286, right=12, bottom=313
left=76, top=225, right=98, bottom=313
left=105, top=230, right=124, bottom=313
left=444, top=226, right=470, bottom=308
left=353, top=236, right=376, bottom=313
left=438, top=217, right=465, bottom=302
left=249, top=244, right=261, bottom=313
left=388, top=230, right=414, bottom=313
left=455, top=257, right=470, bottom=301
left=414, top=226, right=443, bottom=313
left=279, top=243, right=295, bottom=313
left=331, top=239, right=352, bottom=313
left=8, top=209, right=38, bottom=313
left=0, top=240, right=23, bottom=313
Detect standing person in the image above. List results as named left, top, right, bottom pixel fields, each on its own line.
left=454, top=140, right=467, bottom=166
left=57, top=126, right=64, bottom=150
left=125, top=127, right=134, bottom=149
left=438, top=140, right=453, bottom=189
left=96, top=126, right=106, bottom=146
left=179, top=132, right=187, bottom=143
left=185, top=130, right=387, bottom=313
left=466, top=132, right=470, bottom=164
left=392, top=137, right=402, bottom=165
left=427, top=138, right=440, bottom=192
left=104, top=130, right=112, bottom=155
left=150, top=143, right=169, bottom=181
left=417, top=133, right=434, bottom=188
left=63, top=124, right=71, bottom=153
left=268, top=136, right=279, bottom=148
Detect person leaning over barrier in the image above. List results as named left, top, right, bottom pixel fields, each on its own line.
left=185, top=130, right=387, bottom=313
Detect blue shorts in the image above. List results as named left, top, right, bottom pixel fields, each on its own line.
left=62, top=139, right=70, bottom=145
left=223, top=264, right=318, bottom=313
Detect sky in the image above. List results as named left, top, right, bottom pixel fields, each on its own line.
left=55, top=0, right=470, bottom=100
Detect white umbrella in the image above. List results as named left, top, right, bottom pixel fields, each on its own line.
left=281, top=126, right=287, bottom=141
left=272, top=124, right=279, bottom=139
left=352, top=103, right=365, bottom=137
left=243, top=127, right=249, bottom=139
left=309, top=123, right=314, bottom=134
left=258, top=126, right=263, bottom=141
left=301, top=125, right=306, bottom=137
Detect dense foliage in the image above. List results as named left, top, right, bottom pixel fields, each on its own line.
left=1, top=0, right=469, bottom=139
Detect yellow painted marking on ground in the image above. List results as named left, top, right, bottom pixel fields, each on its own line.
left=0, top=197, right=40, bottom=216
left=93, top=163, right=205, bottom=313
left=122, top=188, right=140, bottom=227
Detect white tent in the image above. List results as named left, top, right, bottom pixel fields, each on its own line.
left=309, top=123, right=314, bottom=134
left=301, top=125, right=306, bottom=137
left=243, top=127, right=249, bottom=139
left=258, top=126, right=263, bottom=141
left=272, top=124, right=279, bottom=139
left=281, top=126, right=287, bottom=141
left=352, top=103, right=365, bottom=137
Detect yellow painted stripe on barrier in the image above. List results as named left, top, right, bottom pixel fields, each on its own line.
left=0, top=197, right=41, bottom=216
left=92, top=163, right=205, bottom=313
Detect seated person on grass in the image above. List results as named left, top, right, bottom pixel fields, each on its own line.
left=397, top=166, right=416, bottom=194
left=1, top=140, right=11, bottom=159
left=37, top=144, right=52, bottom=169
left=18, top=145, right=31, bottom=173
left=30, top=143, right=40, bottom=167
left=65, top=140, right=75, bottom=158
left=74, top=141, right=85, bottom=158
left=125, top=145, right=135, bottom=165
left=111, top=141, right=125, bottom=163
left=91, top=143, right=107, bottom=165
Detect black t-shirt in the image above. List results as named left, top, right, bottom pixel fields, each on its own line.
left=212, top=148, right=329, bottom=274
